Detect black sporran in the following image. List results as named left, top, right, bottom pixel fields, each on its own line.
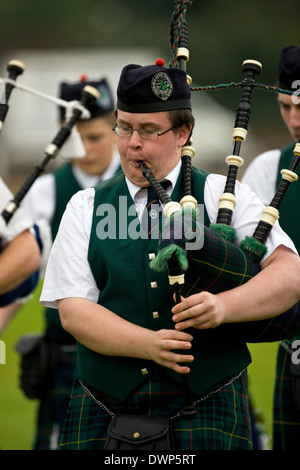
left=15, top=333, right=60, bottom=399
left=104, top=414, right=174, bottom=450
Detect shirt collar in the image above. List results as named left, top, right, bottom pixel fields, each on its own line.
left=71, top=149, right=120, bottom=188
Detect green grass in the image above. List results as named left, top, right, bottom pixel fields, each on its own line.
left=0, top=281, right=279, bottom=450
left=0, top=281, right=45, bottom=450
left=248, top=341, right=278, bottom=447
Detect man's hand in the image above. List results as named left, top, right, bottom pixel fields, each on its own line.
left=172, top=292, right=226, bottom=330
left=147, top=328, right=194, bottom=374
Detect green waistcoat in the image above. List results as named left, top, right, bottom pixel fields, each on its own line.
left=76, top=167, right=252, bottom=401
left=276, top=142, right=300, bottom=252
left=51, top=163, right=82, bottom=241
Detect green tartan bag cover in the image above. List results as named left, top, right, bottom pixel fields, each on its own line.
left=290, top=360, right=300, bottom=410
left=151, top=212, right=300, bottom=343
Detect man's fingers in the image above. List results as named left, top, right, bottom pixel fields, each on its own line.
left=162, top=339, right=192, bottom=351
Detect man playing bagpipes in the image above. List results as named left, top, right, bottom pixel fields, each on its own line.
left=40, top=59, right=300, bottom=450
left=242, top=45, right=300, bottom=450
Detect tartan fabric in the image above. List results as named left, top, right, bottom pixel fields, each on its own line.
left=33, top=348, right=76, bottom=450
left=154, top=215, right=300, bottom=343
left=272, top=342, right=300, bottom=449
left=184, top=224, right=261, bottom=296
left=184, top=223, right=300, bottom=343
left=240, top=304, right=300, bottom=344
left=59, top=370, right=253, bottom=450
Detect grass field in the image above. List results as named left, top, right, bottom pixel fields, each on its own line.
left=0, top=281, right=279, bottom=450
left=0, top=282, right=45, bottom=450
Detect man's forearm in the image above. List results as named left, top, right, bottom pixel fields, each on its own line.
left=0, top=230, right=40, bottom=294
left=58, top=297, right=195, bottom=374
left=58, top=297, right=154, bottom=359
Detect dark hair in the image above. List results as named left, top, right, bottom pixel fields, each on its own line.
left=168, top=109, right=195, bottom=128
left=167, top=109, right=195, bottom=133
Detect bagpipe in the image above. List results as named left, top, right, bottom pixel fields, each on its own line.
left=0, top=60, right=25, bottom=133
left=139, top=0, right=300, bottom=417
left=0, top=61, right=100, bottom=305
left=0, top=67, right=100, bottom=224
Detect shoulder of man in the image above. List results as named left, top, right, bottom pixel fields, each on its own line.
left=191, top=165, right=210, bottom=179
left=95, top=169, right=125, bottom=190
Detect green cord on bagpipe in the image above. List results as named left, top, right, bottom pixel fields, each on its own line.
left=192, top=81, right=295, bottom=96
left=169, top=0, right=193, bottom=69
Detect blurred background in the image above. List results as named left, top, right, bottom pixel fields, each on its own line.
left=0, top=0, right=299, bottom=183
left=0, top=0, right=299, bottom=450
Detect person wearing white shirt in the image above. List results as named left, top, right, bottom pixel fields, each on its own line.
left=17, top=76, right=121, bottom=451
left=242, top=45, right=300, bottom=450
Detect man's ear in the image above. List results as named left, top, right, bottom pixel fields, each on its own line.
left=177, top=124, right=193, bottom=147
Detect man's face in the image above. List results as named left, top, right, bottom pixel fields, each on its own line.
left=72, top=116, right=116, bottom=175
left=278, top=93, right=300, bottom=142
left=116, top=110, right=190, bottom=186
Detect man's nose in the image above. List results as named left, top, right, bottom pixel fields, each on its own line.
left=128, top=129, right=143, bottom=146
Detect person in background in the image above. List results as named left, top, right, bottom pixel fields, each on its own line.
left=17, top=75, right=120, bottom=450
left=40, top=59, right=300, bottom=450
left=242, top=45, right=300, bottom=449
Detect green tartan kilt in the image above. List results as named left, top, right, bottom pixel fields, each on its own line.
left=273, top=343, right=300, bottom=449
left=59, top=369, right=253, bottom=450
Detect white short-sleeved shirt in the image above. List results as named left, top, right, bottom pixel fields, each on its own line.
left=242, top=149, right=281, bottom=206
left=0, top=177, right=33, bottom=246
left=40, top=161, right=297, bottom=310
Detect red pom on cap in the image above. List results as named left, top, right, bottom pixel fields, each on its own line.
left=79, top=74, right=88, bottom=83
left=155, top=58, right=165, bottom=66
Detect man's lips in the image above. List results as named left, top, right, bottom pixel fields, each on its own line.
left=130, top=159, right=146, bottom=168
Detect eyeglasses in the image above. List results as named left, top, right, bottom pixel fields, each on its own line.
left=112, top=124, right=175, bottom=140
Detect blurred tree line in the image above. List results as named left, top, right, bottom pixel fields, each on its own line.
left=0, top=0, right=299, bottom=142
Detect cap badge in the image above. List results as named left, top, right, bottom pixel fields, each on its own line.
left=151, top=72, right=173, bottom=101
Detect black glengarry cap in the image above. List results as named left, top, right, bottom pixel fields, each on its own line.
left=277, top=45, right=300, bottom=91
left=117, top=59, right=191, bottom=113
left=59, top=76, right=115, bottom=120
